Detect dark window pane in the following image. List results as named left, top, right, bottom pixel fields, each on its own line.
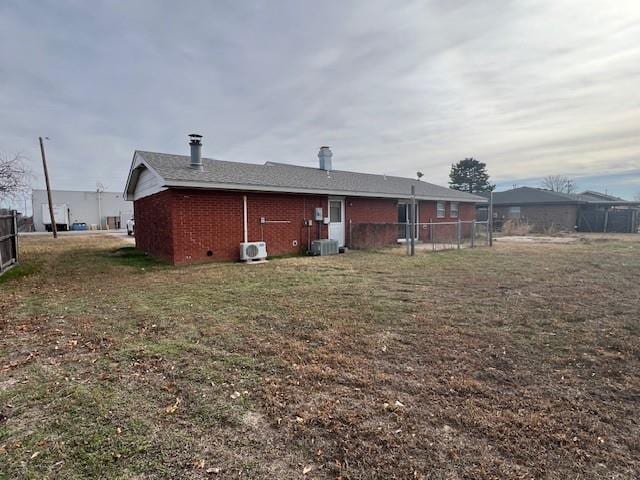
left=330, top=201, right=342, bottom=222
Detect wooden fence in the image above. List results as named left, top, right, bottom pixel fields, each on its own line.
left=0, top=209, right=18, bottom=275
left=577, top=208, right=639, bottom=233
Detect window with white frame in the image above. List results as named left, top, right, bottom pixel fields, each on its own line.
left=450, top=202, right=459, bottom=218
left=437, top=201, right=445, bottom=218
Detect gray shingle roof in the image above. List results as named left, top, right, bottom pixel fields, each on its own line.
left=577, top=190, right=627, bottom=202
left=135, top=151, right=485, bottom=202
left=492, top=187, right=637, bottom=205
left=492, top=187, right=580, bottom=205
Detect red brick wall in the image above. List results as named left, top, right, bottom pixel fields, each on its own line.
left=418, top=200, right=476, bottom=242
left=346, top=197, right=398, bottom=223
left=171, top=190, right=244, bottom=263
left=246, top=193, right=328, bottom=256
left=134, top=190, right=175, bottom=263
left=134, top=189, right=480, bottom=263
left=346, top=197, right=398, bottom=247
left=135, top=189, right=330, bottom=264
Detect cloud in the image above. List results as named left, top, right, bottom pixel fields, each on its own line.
left=0, top=0, right=638, bottom=201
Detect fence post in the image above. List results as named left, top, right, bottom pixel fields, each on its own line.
left=13, top=210, right=18, bottom=264
left=432, top=220, right=437, bottom=251
left=405, top=220, right=410, bottom=255
left=410, top=185, right=416, bottom=256
left=471, top=220, right=475, bottom=248
left=456, top=219, right=461, bottom=250
left=488, top=191, right=494, bottom=247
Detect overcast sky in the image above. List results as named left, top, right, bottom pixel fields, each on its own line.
left=1, top=0, right=639, bottom=209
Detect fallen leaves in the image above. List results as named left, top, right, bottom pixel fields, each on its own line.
left=193, top=459, right=220, bottom=475
left=164, top=397, right=182, bottom=414
left=2, top=234, right=640, bottom=479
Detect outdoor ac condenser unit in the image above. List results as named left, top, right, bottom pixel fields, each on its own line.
left=310, top=239, right=339, bottom=256
left=240, top=242, right=267, bottom=261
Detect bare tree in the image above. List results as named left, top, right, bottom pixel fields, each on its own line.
left=0, top=152, right=31, bottom=201
left=541, top=175, right=576, bottom=194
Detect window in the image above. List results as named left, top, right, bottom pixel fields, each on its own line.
left=450, top=202, right=459, bottom=218
left=329, top=200, right=342, bottom=222
left=508, top=206, right=521, bottom=219
left=437, top=201, right=445, bottom=218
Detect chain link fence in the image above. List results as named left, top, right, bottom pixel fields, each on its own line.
left=349, top=220, right=491, bottom=253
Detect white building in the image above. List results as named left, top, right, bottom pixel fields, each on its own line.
left=32, top=189, right=133, bottom=231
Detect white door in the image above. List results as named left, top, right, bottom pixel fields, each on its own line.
left=328, top=198, right=345, bottom=246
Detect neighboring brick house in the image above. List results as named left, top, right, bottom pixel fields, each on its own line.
left=124, top=136, right=485, bottom=264
left=479, top=187, right=640, bottom=233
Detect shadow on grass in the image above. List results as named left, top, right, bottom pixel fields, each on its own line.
left=104, top=247, right=167, bottom=270
left=0, top=262, right=40, bottom=285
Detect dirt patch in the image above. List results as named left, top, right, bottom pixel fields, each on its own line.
left=496, top=235, right=578, bottom=243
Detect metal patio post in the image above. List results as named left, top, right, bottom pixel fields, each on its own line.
left=471, top=220, right=475, bottom=248
left=410, top=185, right=416, bottom=256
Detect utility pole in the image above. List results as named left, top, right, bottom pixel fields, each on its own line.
left=96, top=182, right=104, bottom=230
left=39, top=136, right=57, bottom=238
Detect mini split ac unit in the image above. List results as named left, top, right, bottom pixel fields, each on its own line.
left=240, top=242, right=267, bottom=261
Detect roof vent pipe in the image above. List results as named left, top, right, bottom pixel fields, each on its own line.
left=318, top=146, right=332, bottom=171
left=189, top=134, right=203, bottom=170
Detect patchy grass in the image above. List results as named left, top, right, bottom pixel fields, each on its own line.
left=0, top=262, right=40, bottom=285
left=103, top=246, right=168, bottom=270
left=1, top=234, right=639, bottom=479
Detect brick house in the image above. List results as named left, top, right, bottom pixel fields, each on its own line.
left=124, top=136, right=485, bottom=264
left=479, top=187, right=640, bottom=233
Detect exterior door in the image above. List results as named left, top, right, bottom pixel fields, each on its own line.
left=328, top=198, right=345, bottom=246
left=397, top=202, right=419, bottom=241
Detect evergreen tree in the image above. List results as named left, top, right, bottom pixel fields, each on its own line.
left=449, top=158, right=494, bottom=193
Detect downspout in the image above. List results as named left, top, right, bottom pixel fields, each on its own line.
left=326, top=197, right=330, bottom=240
left=243, top=195, right=248, bottom=243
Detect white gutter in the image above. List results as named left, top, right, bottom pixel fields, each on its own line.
left=243, top=194, right=248, bottom=243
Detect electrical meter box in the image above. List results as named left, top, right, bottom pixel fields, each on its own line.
left=314, top=207, right=323, bottom=221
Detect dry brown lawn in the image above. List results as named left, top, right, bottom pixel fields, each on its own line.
left=1, top=234, right=639, bottom=479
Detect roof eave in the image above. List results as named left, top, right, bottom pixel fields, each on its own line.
left=492, top=201, right=584, bottom=206
left=163, top=179, right=485, bottom=203
left=124, top=151, right=165, bottom=201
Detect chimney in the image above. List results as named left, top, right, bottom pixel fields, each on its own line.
left=318, top=146, right=332, bottom=171
left=189, top=134, right=203, bottom=169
